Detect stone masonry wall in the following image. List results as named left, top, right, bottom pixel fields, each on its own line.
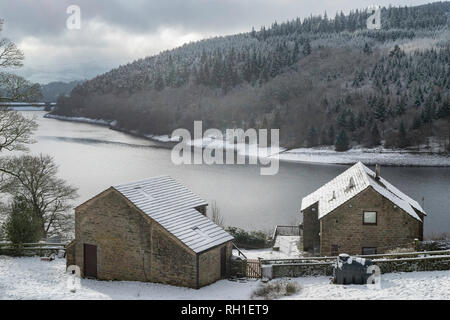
left=72, top=189, right=198, bottom=288
left=320, top=187, right=423, bottom=256
left=198, top=242, right=232, bottom=287
left=74, top=189, right=153, bottom=281
left=271, top=256, right=450, bottom=278
left=302, top=202, right=320, bottom=254
left=150, top=221, right=197, bottom=288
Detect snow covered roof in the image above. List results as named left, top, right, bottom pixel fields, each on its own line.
left=301, top=162, right=426, bottom=222
left=113, top=176, right=233, bottom=253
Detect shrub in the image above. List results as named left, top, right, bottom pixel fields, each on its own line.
left=2, top=197, right=42, bottom=244
left=285, top=282, right=300, bottom=295
left=251, top=280, right=300, bottom=300
left=225, top=227, right=269, bottom=248
left=384, top=247, right=415, bottom=254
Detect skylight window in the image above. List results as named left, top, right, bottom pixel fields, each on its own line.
left=192, top=226, right=211, bottom=240
left=133, top=186, right=155, bottom=200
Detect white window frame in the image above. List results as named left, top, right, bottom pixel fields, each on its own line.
left=363, top=211, right=377, bottom=225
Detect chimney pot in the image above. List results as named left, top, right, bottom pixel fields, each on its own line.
left=375, top=164, right=381, bottom=180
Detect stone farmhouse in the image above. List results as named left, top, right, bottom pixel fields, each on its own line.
left=66, top=176, right=233, bottom=289
left=301, top=162, right=426, bottom=256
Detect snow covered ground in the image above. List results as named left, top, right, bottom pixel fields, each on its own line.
left=1, top=256, right=448, bottom=300
left=233, top=237, right=303, bottom=260
left=275, top=146, right=450, bottom=166
left=44, top=113, right=111, bottom=126
left=0, top=256, right=258, bottom=300
left=284, top=270, right=450, bottom=300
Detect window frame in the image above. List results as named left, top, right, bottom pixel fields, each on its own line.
left=363, top=211, right=377, bottom=225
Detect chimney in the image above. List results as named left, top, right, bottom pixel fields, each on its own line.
left=375, top=164, right=381, bottom=180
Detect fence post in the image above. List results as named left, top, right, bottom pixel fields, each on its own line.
left=414, top=238, right=420, bottom=252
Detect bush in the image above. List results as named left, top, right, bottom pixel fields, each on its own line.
left=225, top=227, right=269, bottom=248
left=251, top=280, right=300, bottom=300
left=2, top=197, right=42, bottom=244
left=384, top=247, right=415, bottom=254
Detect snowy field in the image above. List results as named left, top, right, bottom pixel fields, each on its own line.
left=1, top=256, right=449, bottom=300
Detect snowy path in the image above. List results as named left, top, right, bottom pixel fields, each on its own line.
left=273, top=236, right=302, bottom=257
left=0, top=256, right=449, bottom=300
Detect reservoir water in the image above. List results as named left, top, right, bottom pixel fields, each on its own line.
left=24, top=111, right=450, bottom=237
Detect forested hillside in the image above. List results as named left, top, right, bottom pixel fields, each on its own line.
left=40, top=80, right=81, bottom=102
left=54, top=2, right=450, bottom=151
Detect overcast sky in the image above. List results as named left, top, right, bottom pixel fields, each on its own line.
left=0, top=0, right=438, bottom=84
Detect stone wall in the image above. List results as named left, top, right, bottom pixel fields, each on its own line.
left=198, top=242, right=232, bottom=287
left=302, top=202, right=320, bottom=254
left=272, top=262, right=334, bottom=278
left=71, top=188, right=199, bottom=288
left=374, top=256, right=450, bottom=273
left=230, top=256, right=247, bottom=277
left=150, top=221, right=198, bottom=288
left=65, top=240, right=76, bottom=267
left=73, top=189, right=153, bottom=281
left=270, top=256, right=450, bottom=278
left=320, top=187, right=423, bottom=256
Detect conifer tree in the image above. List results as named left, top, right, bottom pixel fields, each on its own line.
left=335, top=129, right=350, bottom=151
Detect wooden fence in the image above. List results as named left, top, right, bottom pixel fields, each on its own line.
left=246, top=259, right=262, bottom=278
left=0, top=242, right=66, bottom=256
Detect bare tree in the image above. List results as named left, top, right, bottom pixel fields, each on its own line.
left=0, top=154, right=78, bottom=238
left=0, top=19, right=39, bottom=152
left=0, top=72, right=42, bottom=102
left=0, top=110, right=38, bottom=152
left=0, top=19, right=24, bottom=69
left=209, top=201, right=224, bottom=228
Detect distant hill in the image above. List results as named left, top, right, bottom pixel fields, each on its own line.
left=54, top=2, right=450, bottom=151
left=40, top=80, right=81, bottom=102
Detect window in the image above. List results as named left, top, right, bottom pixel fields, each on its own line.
left=363, top=211, right=377, bottom=225
left=362, top=247, right=377, bottom=255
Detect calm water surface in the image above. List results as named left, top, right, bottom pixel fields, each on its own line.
left=23, top=111, right=450, bottom=237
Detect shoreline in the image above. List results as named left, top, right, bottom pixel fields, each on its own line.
left=43, top=113, right=450, bottom=167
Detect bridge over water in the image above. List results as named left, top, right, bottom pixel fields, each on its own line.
left=0, top=102, right=56, bottom=110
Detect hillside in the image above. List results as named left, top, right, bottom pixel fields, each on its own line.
left=40, top=80, right=81, bottom=102
left=54, top=2, right=450, bottom=151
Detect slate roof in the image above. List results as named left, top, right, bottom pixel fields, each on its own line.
left=113, top=176, right=233, bottom=253
left=301, top=162, right=426, bottom=222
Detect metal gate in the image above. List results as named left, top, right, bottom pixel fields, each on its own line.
left=246, top=259, right=261, bottom=278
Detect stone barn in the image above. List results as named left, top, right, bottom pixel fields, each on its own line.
left=301, top=162, right=426, bottom=256
left=66, top=176, right=233, bottom=289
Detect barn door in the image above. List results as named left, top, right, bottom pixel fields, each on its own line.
left=220, top=246, right=227, bottom=278
left=84, top=244, right=97, bottom=278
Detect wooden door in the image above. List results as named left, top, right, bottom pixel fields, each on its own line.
left=220, top=246, right=227, bottom=278
left=83, top=244, right=97, bottom=278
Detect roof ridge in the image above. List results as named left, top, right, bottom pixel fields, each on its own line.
left=301, top=162, right=425, bottom=222
left=113, top=175, right=172, bottom=188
